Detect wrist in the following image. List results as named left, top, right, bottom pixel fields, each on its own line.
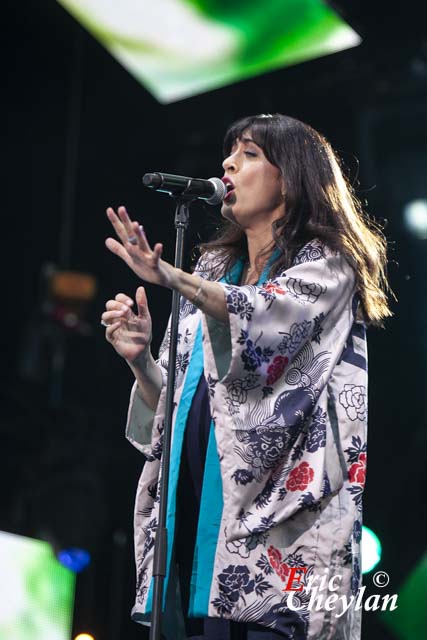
left=167, top=265, right=183, bottom=291
left=127, top=349, right=153, bottom=373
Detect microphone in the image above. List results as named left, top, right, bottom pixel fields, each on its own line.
left=142, top=172, right=226, bottom=205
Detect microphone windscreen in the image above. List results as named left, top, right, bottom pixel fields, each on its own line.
left=142, top=173, right=162, bottom=188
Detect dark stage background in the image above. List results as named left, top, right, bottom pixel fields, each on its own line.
left=2, top=1, right=427, bottom=638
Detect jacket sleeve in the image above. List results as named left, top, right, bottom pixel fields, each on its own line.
left=125, top=320, right=170, bottom=457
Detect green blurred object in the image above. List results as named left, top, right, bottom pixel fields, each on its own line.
left=382, top=552, right=427, bottom=639
left=0, top=530, right=75, bottom=640
left=362, top=525, right=382, bottom=574
left=57, top=0, right=360, bottom=102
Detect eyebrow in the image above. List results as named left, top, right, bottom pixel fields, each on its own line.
left=230, top=136, right=259, bottom=149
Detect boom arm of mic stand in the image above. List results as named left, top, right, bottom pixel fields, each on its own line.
left=149, top=199, right=190, bottom=640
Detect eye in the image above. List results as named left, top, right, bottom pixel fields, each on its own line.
left=244, top=151, right=257, bottom=157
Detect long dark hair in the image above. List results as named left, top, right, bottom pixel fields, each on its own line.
left=199, top=113, right=392, bottom=325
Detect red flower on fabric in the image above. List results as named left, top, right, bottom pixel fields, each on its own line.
left=348, top=453, right=367, bottom=485
left=286, top=462, right=315, bottom=492
left=266, top=355, right=289, bottom=385
left=267, top=545, right=290, bottom=582
left=267, top=545, right=282, bottom=570
left=263, top=282, right=286, bottom=295
left=277, top=562, right=290, bottom=582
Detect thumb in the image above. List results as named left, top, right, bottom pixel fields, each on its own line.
left=136, top=286, right=149, bottom=317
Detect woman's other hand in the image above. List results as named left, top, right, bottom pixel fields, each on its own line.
left=105, top=205, right=228, bottom=323
left=102, top=287, right=152, bottom=366
left=105, top=206, right=176, bottom=288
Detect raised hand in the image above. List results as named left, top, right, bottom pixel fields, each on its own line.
left=105, top=206, right=176, bottom=288
left=102, top=287, right=153, bottom=365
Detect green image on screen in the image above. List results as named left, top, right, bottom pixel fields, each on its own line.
left=0, top=531, right=75, bottom=640
left=57, top=0, right=361, bottom=103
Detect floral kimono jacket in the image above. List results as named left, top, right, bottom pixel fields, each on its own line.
left=125, top=240, right=367, bottom=639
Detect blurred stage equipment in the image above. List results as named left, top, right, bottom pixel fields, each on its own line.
left=47, top=268, right=97, bottom=334
left=57, top=0, right=361, bottom=102
left=18, top=263, right=97, bottom=405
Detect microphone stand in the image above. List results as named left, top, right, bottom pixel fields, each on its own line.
left=149, top=196, right=193, bottom=640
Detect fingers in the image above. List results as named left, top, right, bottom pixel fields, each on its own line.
left=106, top=207, right=142, bottom=257
left=106, top=207, right=129, bottom=245
left=101, top=309, right=128, bottom=325
left=106, top=206, right=157, bottom=255
left=103, top=294, right=134, bottom=326
left=115, top=293, right=134, bottom=306
left=136, top=286, right=150, bottom=317
left=105, top=207, right=166, bottom=288
left=134, top=221, right=151, bottom=252
left=103, top=288, right=151, bottom=328
left=118, top=208, right=145, bottom=250
left=104, top=320, right=148, bottom=346
left=153, top=243, right=163, bottom=263
left=117, top=206, right=136, bottom=238
left=105, top=295, right=133, bottom=312
left=105, top=236, right=133, bottom=265
left=105, top=320, right=121, bottom=341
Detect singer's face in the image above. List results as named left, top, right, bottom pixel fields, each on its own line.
left=221, top=132, right=284, bottom=229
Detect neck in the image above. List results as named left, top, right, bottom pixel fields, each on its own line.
left=245, top=226, right=274, bottom=273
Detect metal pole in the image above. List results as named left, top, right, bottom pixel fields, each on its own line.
left=149, top=199, right=191, bottom=640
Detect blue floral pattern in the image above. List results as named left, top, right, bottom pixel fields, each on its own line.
left=212, top=565, right=255, bottom=615
left=353, top=519, right=362, bottom=544
left=305, top=407, right=327, bottom=452
left=241, top=336, right=274, bottom=372
left=278, top=320, right=311, bottom=354
left=311, top=312, right=325, bottom=344
left=351, top=556, right=361, bottom=596
left=225, top=287, right=255, bottom=320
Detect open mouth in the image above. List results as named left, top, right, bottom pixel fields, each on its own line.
left=222, top=178, right=236, bottom=201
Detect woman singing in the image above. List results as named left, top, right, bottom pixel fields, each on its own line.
left=101, top=114, right=391, bottom=639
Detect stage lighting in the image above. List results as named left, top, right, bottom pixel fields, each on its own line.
left=57, top=547, right=91, bottom=573
left=74, top=634, right=95, bottom=640
left=403, top=199, right=427, bottom=239
left=361, top=525, right=382, bottom=574
left=382, top=552, right=427, bottom=640
left=0, top=531, right=75, bottom=639
left=57, top=0, right=360, bottom=103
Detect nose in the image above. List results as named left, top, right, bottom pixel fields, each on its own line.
left=222, top=153, right=237, bottom=173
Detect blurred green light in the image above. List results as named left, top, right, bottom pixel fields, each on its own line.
left=0, top=530, right=75, bottom=639
left=382, top=552, right=427, bottom=640
left=362, top=525, right=382, bottom=574
left=57, top=0, right=361, bottom=103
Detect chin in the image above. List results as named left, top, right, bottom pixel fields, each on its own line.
left=221, top=204, right=239, bottom=225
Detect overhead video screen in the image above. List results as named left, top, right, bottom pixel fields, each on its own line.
left=57, top=0, right=361, bottom=103
left=0, top=531, right=75, bottom=640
